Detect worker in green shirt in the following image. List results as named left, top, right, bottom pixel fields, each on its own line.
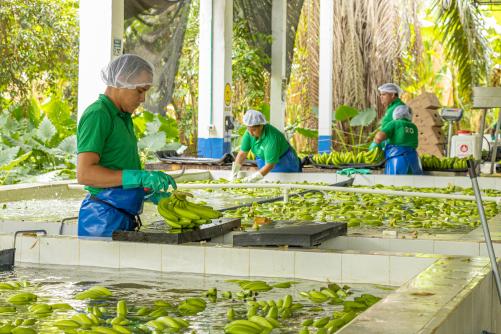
left=369, top=105, right=423, bottom=175
left=369, top=83, right=407, bottom=151
left=231, top=110, right=301, bottom=182
left=77, top=54, right=177, bottom=237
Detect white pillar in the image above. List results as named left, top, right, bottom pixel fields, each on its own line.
left=198, top=0, right=233, bottom=158
left=77, top=0, right=124, bottom=120
left=318, top=0, right=334, bottom=153
left=270, top=0, right=287, bottom=132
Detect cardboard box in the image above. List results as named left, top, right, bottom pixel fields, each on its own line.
left=408, top=92, right=441, bottom=110
left=418, top=143, right=445, bottom=157
left=413, top=109, right=443, bottom=127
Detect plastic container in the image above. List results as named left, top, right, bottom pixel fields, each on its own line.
left=451, top=131, right=481, bottom=159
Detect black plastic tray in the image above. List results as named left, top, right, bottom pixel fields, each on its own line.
left=155, top=152, right=235, bottom=165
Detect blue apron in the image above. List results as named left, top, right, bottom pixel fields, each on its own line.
left=384, top=145, right=423, bottom=175
left=78, top=187, right=145, bottom=237
left=256, top=147, right=301, bottom=173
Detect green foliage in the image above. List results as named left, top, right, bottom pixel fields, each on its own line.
left=335, top=105, right=359, bottom=122
left=350, top=108, right=377, bottom=127
left=232, top=18, right=272, bottom=118
left=0, top=0, right=79, bottom=109
left=433, top=0, right=491, bottom=104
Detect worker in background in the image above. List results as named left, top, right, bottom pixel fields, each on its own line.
left=369, top=83, right=408, bottom=153
left=231, top=109, right=301, bottom=182
left=77, top=54, right=176, bottom=237
left=369, top=105, right=423, bottom=175
left=377, top=83, right=407, bottom=128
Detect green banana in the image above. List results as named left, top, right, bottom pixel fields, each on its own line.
left=7, top=292, right=37, bottom=304
left=11, top=327, right=36, bottom=334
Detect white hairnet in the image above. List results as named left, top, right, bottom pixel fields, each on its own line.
left=101, top=54, right=154, bottom=89
left=243, top=109, right=267, bottom=126
left=393, top=105, right=412, bottom=120
left=378, top=83, right=403, bottom=96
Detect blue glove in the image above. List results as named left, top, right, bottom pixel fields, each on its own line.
left=368, top=142, right=379, bottom=151
left=122, top=170, right=177, bottom=192
left=145, top=191, right=171, bottom=205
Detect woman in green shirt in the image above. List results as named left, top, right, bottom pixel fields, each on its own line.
left=77, top=54, right=176, bottom=237
left=231, top=110, right=301, bottom=182
left=370, top=105, right=423, bottom=175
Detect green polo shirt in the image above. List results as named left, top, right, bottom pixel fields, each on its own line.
left=380, top=98, right=405, bottom=128
left=381, top=118, right=418, bottom=148
left=241, top=124, right=292, bottom=164
left=77, top=94, right=141, bottom=195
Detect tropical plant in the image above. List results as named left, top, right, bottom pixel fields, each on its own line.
left=0, top=0, right=79, bottom=110
left=433, top=0, right=491, bottom=106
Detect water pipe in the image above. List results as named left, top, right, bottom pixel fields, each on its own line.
left=67, top=183, right=501, bottom=203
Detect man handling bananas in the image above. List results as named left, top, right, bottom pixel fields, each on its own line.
left=370, top=105, right=423, bottom=175
left=231, top=110, right=301, bottom=182
left=76, top=54, right=177, bottom=237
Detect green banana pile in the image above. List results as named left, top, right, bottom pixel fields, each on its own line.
left=420, top=154, right=469, bottom=170
left=157, top=191, right=222, bottom=230
left=224, top=184, right=499, bottom=231
left=74, top=286, right=112, bottom=300
left=311, top=148, right=384, bottom=166
left=0, top=277, right=386, bottom=334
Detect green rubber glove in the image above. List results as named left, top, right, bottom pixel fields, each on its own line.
left=122, top=170, right=177, bottom=192
left=145, top=191, right=171, bottom=205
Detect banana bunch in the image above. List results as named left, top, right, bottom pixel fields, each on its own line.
left=157, top=191, right=222, bottom=230
left=146, top=316, right=189, bottom=331
left=27, top=303, right=52, bottom=315
left=6, top=292, right=37, bottom=305
left=299, top=283, right=351, bottom=304
left=420, top=154, right=468, bottom=170
left=225, top=318, right=278, bottom=334
left=74, top=286, right=112, bottom=300
left=177, top=297, right=206, bottom=315
left=311, top=148, right=384, bottom=166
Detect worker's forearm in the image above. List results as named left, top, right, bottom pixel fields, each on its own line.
left=259, top=163, right=275, bottom=177
left=235, top=151, right=247, bottom=165
left=77, top=165, right=123, bottom=188
left=374, top=132, right=387, bottom=144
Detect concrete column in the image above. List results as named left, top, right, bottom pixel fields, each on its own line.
left=318, top=0, right=334, bottom=153
left=77, top=0, right=124, bottom=120
left=198, top=0, right=233, bottom=158
left=270, top=0, right=287, bottom=132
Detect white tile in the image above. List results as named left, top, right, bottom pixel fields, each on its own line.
left=295, top=250, right=341, bottom=282
left=452, top=177, right=472, bottom=189
left=205, top=246, right=249, bottom=276
left=319, top=236, right=348, bottom=250
left=0, top=234, right=13, bottom=250
left=249, top=248, right=294, bottom=278
left=478, top=242, right=501, bottom=257
left=394, top=176, right=414, bottom=187
left=39, top=236, right=79, bottom=265
left=433, top=240, right=480, bottom=256
left=389, top=256, right=435, bottom=285
left=353, top=175, right=374, bottom=186
left=373, top=175, right=395, bottom=187
left=119, top=242, right=162, bottom=271
left=341, top=253, right=389, bottom=284
left=79, top=239, right=120, bottom=268
left=18, top=235, right=40, bottom=264
left=346, top=237, right=390, bottom=252
left=389, top=238, right=434, bottom=254
left=162, top=244, right=205, bottom=274
left=433, top=177, right=455, bottom=188
left=460, top=293, right=474, bottom=334
left=412, top=175, right=435, bottom=188
left=471, top=276, right=492, bottom=333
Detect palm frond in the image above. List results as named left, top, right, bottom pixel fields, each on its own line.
left=433, top=0, right=491, bottom=103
